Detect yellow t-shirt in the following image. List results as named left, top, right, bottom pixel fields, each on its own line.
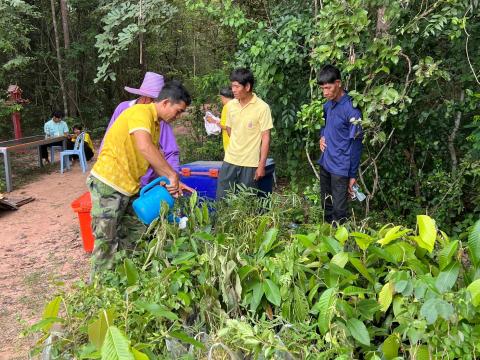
left=91, top=103, right=160, bottom=196
left=224, top=94, right=273, bottom=167
left=71, top=132, right=94, bottom=153
left=220, top=102, right=231, bottom=151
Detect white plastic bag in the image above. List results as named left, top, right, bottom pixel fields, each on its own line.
left=204, top=111, right=221, bottom=135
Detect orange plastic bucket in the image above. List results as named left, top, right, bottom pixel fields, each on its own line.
left=71, top=191, right=94, bottom=253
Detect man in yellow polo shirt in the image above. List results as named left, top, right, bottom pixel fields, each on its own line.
left=216, top=68, right=274, bottom=198
left=87, top=80, right=191, bottom=271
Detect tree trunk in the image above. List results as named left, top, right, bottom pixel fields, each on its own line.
left=59, top=0, right=78, bottom=117
left=404, top=148, right=421, bottom=198
left=447, top=90, right=465, bottom=173
left=50, top=0, right=68, bottom=117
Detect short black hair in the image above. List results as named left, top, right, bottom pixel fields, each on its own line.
left=317, top=65, right=342, bottom=85
left=73, top=124, right=83, bottom=131
left=156, top=80, right=191, bottom=106
left=52, top=110, right=64, bottom=118
left=230, top=68, right=254, bottom=90
left=219, top=87, right=233, bottom=98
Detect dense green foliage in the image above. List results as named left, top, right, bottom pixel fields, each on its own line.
left=188, top=0, right=480, bottom=230
left=29, top=193, right=480, bottom=358
left=0, top=0, right=479, bottom=228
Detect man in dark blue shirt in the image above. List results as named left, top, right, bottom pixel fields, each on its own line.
left=317, top=65, right=363, bottom=223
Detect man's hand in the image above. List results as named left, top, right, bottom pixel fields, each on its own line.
left=165, top=173, right=180, bottom=196
left=206, top=115, right=219, bottom=124
left=348, top=178, right=356, bottom=198
left=180, top=182, right=195, bottom=194
left=254, top=165, right=266, bottom=181
left=319, top=136, right=327, bottom=152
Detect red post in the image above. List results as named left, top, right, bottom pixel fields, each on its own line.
left=12, top=112, right=23, bottom=139
left=7, top=85, right=29, bottom=140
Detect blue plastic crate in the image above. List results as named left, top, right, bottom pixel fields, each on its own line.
left=180, top=159, right=275, bottom=200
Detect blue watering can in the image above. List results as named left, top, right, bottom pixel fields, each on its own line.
left=133, top=176, right=175, bottom=225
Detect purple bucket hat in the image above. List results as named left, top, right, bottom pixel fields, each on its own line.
left=124, top=72, right=165, bottom=98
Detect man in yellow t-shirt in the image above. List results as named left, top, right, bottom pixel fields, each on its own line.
left=216, top=69, right=274, bottom=199
left=86, top=80, right=191, bottom=271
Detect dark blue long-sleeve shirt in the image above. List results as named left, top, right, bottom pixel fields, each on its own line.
left=319, top=92, right=363, bottom=178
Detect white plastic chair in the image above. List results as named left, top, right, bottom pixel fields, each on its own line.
left=60, top=132, right=87, bottom=173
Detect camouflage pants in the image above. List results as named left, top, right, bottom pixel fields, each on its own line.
left=87, top=176, right=133, bottom=271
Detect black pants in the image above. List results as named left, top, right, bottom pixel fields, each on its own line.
left=66, top=141, right=94, bottom=161
left=216, top=162, right=257, bottom=199
left=40, top=141, right=64, bottom=160
left=320, top=166, right=349, bottom=224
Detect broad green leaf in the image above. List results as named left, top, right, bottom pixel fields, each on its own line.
left=382, top=334, right=400, bottom=360
left=170, top=331, right=205, bottom=349
left=467, top=279, right=480, bottom=306
left=420, top=298, right=453, bottom=324
left=438, top=240, right=459, bottom=270
left=177, top=292, right=191, bottom=307
left=257, top=228, right=279, bottom=259
left=377, top=226, right=411, bottom=246
left=357, top=299, right=380, bottom=320
left=42, top=296, right=62, bottom=331
left=250, top=282, right=264, bottom=312
left=101, top=326, right=134, bottom=360
left=295, top=233, right=316, bottom=248
left=349, top=257, right=374, bottom=283
left=415, top=345, right=431, bottom=360
left=468, top=220, right=480, bottom=267
left=420, top=298, right=438, bottom=324
left=414, top=215, right=436, bottom=253
left=29, top=317, right=62, bottom=333
left=378, top=282, right=394, bottom=312
left=435, top=262, right=459, bottom=293
left=384, top=241, right=416, bottom=263
left=171, top=252, right=195, bottom=265
left=263, top=279, right=281, bottom=306
left=88, top=309, right=116, bottom=350
left=255, top=217, right=269, bottom=248
left=335, top=226, right=348, bottom=245
left=342, top=286, right=373, bottom=295
left=322, top=236, right=342, bottom=255
left=124, top=259, right=139, bottom=286
left=351, top=232, right=374, bottom=251
left=330, top=251, right=349, bottom=268
left=131, top=348, right=149, bottom=360
left=135, top=301, right=178, bottom=321
left=314, top=288, right=337, bottom=335
left=346, top=318, right=370, bottom=346
left=238, top=265, right=256, bottom=280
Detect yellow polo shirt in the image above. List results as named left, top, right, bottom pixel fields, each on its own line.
left=91, top=103, right=160, bottom=196
left=224, top=94, right=273, bottom=167
left=220, top=101, right=231, bottom=151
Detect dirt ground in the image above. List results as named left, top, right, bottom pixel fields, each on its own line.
left=0, top=156, right=91, bottom=359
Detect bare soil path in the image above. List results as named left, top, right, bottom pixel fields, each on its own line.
left=0, top=161, right=91, bottom=359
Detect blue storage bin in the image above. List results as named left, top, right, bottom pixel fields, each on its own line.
left=180, top=161, right=221, bottom=200
left=180, top=159, right=275, bottom=200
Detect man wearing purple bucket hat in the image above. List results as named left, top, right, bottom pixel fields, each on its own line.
left=100, top=72, right=181, bottom=186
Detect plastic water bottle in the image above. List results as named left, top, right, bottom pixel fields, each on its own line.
left=352, top=184, right=366, bottom=202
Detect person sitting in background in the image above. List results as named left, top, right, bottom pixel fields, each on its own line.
left=40, top=110, right=69, bottom=165
left=67, top=124, right=94, bottom=161
left=206, top=87, right=234, bottom=151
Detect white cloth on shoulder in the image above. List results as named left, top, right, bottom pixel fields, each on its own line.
left=204, top=111, right=221, bottom=135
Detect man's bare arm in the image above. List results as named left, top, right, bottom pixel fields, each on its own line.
left=133, top=130, right=179, bottom=191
